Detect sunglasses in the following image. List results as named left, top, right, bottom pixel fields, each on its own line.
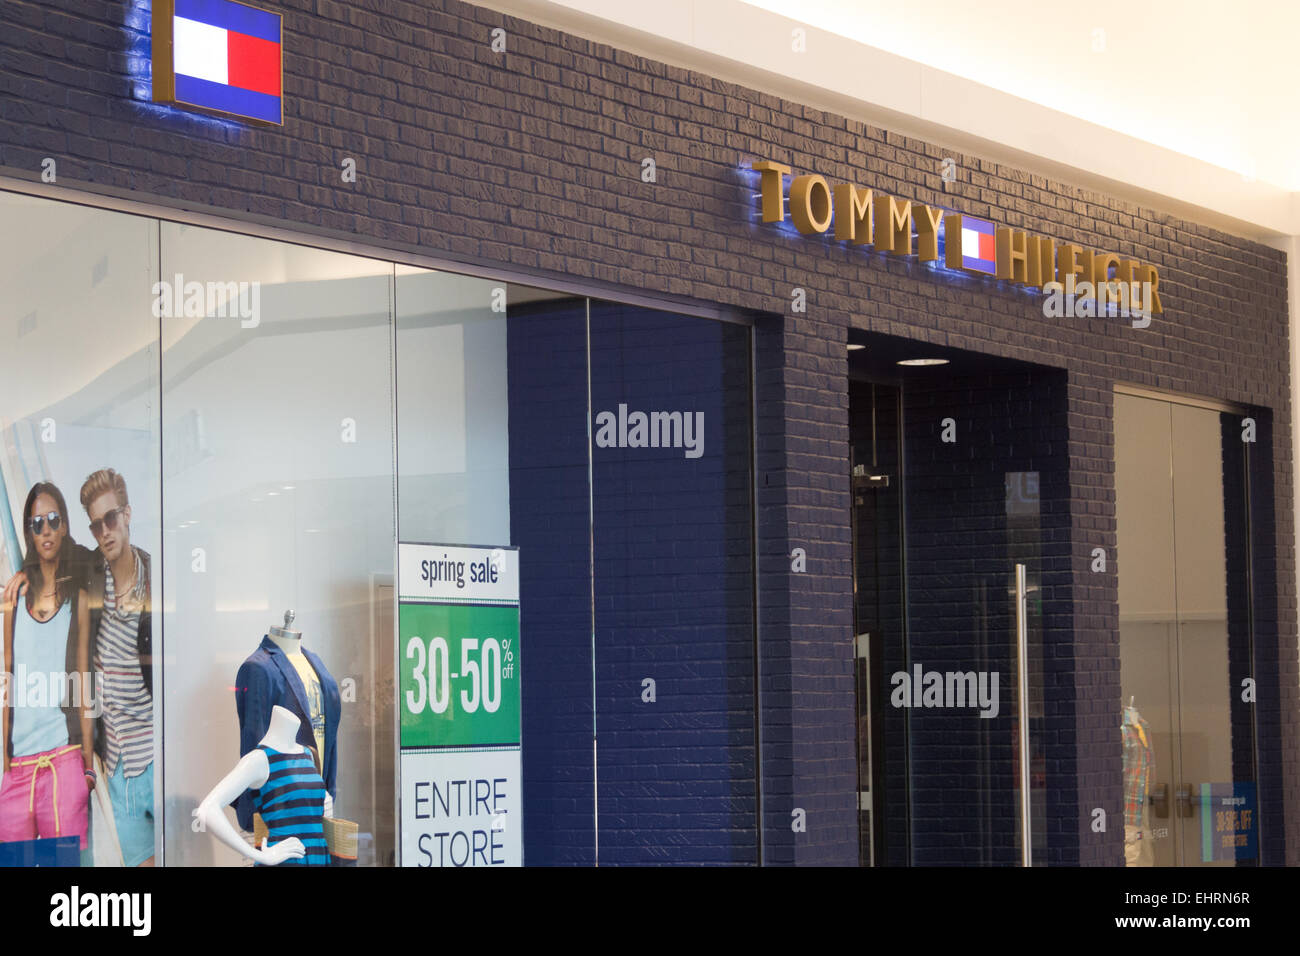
left=27, top=512, right=63, bottom=535
left=89, top=507, right=127, bottom=539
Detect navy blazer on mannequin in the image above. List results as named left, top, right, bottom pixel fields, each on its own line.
left=232, top=635, right=341, bottom=830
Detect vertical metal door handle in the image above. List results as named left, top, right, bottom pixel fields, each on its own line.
left=1150, top=782, right=1170, bottom=818
left=1016, top=563, right=1032, bottom=867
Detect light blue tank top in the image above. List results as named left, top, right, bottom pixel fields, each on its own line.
left=11, top=602, right=72, bottom=757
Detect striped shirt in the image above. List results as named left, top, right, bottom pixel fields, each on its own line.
left=96, top=551, right=153, bottom=777
left=253, top=745, right=328, bottom=866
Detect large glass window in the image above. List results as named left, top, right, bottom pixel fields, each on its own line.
left=159, top=224, right=396, bottom=866
left=0, top=187, right=756, bottom=866
left=0, top=193, right=160, bottom=867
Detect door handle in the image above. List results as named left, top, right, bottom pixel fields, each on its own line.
left=1175, top=785, right=1195, bottom=818
left=1015, top=563, right=1031, bottom=867
left=1149, top=782, right=1169, bottom=818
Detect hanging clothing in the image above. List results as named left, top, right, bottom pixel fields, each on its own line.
left=251, top=745, right=328, bottom=866
left=286, top=651, right=325, bottom=766
left=232, top=635, right=340, bottom=830
left=1122, top=707, right=1154, bottom=828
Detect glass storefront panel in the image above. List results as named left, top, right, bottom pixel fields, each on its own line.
left=159, top=224, right=396, bottom=866
left=395, top=266, right=511, bottom=546
left=1115, top=391, right=1259, bottom=867
left=0, top=193, right=161, bottom=866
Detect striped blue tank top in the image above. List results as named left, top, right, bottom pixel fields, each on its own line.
left=253, top=745, right=328, bottom=866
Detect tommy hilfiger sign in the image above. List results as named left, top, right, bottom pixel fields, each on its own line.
left=751, top=160, right=1163, bottom=316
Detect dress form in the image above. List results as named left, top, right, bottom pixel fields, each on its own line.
left=268, top=609, right=302, bottom=654
left=196, top=705, right=308, bottom=865
left=264, top=610, right=333, bottom=818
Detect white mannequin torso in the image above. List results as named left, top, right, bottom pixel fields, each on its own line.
left=196, top=704, right=331, bottom=865
left=196, top=705, right=306, bottom=864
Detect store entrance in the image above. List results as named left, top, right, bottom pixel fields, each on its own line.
left=1113, top=389, right=1259, bottom=866
left=850, top=332, right=1062, bottom=866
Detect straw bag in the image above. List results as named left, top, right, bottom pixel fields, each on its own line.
left=322, top=816, right=359, bottom=866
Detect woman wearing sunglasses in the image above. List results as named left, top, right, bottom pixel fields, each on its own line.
left=0, top=482, right=93, bottom=855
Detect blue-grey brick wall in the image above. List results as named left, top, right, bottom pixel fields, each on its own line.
left=1, top=0, right=1295, bottom=865
left=507, top=298, right=595, bottom=865
left=589, top=302, right=755, bottom=864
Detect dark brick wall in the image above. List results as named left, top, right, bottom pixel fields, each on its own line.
left=507, top=298, right=594, bottom=865
left=1, top=0, right=1294, bottom=865
left=588, top=302, right=756, bottom=865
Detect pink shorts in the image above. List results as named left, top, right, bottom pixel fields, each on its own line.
left=0, top=745, right=89, bottom=850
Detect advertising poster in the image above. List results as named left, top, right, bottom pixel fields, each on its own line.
left=1200, top=782, right=1258, bottom=862
left=397, top=542, right=522, bottom=867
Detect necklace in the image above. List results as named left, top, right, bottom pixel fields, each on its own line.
left=32, top=584, right=59, bottom=621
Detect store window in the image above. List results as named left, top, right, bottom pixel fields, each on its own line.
left=0, top=187, right=757, bottom=866
left=159, top=224, right=396, bottom=866
left=0, top=193, right=161, bottom=866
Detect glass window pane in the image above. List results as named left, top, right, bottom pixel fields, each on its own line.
left=0, top=193, right=160, bottom=866
left=395, top=267, right=510, bottom=545
left=159, top=224, right=395, bottom=866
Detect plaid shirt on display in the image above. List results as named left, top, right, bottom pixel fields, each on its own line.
left=1122, top=711, right=1154, bottom=828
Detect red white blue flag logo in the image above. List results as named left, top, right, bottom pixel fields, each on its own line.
left=955, top=215, right=996, bottom=275
left=153, top=0, right=283, bottom=125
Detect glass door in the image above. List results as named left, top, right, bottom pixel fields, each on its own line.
left=851, top=361, right=1056, bottom=866
left=850, top=382, right=905, bottom=866
left=898, top=375, right=1049, bottom=865
left=1114, top=391, right=1257, bottom=866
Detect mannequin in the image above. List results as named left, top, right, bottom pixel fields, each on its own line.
left=265, top=619, right=333, bottom=817
left=268, top=610, right=300, bottom=645
left=196, top=706, right=319, bottom=865
left=233, top=610, right=340, bottom=830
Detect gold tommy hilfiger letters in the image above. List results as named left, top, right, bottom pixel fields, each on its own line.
left=751, top=160, right=1163, bottom=315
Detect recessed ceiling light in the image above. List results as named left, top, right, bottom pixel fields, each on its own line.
left=282, top=485, right=295, bottom=491
left=847, top=343, right=866, bottom=351
left=267, top=491, right=280, bottom=497
left=897, top=358, right=950, bottom=367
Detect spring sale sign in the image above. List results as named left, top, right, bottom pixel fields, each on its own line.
left=397, top=543, right=522, bottom=867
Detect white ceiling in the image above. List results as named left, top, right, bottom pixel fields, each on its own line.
left=741, top=0, right=1297, bottom=190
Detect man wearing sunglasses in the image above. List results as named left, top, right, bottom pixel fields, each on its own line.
left=2, top=468, right=153, bottom=866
